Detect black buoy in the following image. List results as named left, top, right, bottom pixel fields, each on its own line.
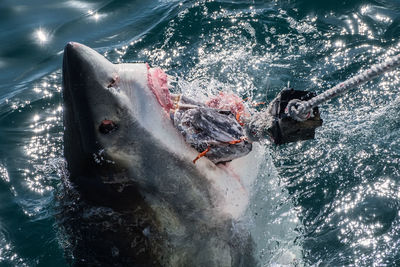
left=247, top=88, right=323, bottom=145
left=267, top=88, right=323, bottom=144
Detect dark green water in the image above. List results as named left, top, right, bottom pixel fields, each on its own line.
left=1, top=0, right=400, bottom=265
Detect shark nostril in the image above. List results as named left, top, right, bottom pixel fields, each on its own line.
left=99, top=119, right=117, bottom=134
left=107, top=75, right=119, bottom=88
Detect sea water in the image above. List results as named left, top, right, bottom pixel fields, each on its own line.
left=1, top=0, right=400, bottom=265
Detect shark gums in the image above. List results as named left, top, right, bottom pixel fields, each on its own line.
left=60, top=42, right=264, bottom=266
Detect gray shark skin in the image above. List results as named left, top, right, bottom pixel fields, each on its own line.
left=61, top=42, right=263, bottom=266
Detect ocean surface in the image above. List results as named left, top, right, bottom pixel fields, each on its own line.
left=1, top=0, right=400, bottom=266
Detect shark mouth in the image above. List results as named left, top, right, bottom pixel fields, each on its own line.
left=146, top=65, right=253, bottom=164
left=145, top=63, right=248, bottom=119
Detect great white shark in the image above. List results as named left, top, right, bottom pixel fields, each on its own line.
left=61, top=42, right=264, bottom=266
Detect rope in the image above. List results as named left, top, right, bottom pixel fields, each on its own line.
left=287, top=53, right=400, bottom=121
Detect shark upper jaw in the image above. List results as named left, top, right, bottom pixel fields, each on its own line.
left=62, top=42, right=174, bottom=180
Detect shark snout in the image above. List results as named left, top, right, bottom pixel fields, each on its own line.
left=63, top=42, right=90, bottom=73
left=65, top=41, right=78, bottom=51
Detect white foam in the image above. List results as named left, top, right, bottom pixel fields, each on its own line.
left=245, top=149, right=304, bottom=266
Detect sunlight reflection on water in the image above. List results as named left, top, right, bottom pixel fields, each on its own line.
left=1, top=0, right=400, bottom=265
left=34, top=28, right=51, bottom=46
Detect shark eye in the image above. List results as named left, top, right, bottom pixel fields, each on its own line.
left=99, top=119, right=117, bottom=134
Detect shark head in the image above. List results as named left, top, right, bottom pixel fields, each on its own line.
left=63, top=42, right=175, bottom=182
left=62, top=41, right=264, bottom=215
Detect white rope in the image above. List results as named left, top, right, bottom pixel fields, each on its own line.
left=287, top=53, right=400, bottom=121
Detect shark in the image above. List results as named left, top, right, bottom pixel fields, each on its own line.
left=61, top=42, right=264, bottom=266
